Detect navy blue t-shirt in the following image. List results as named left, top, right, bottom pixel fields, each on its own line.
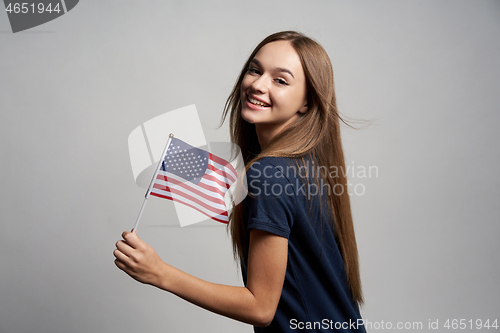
left=241, top=157, right=366, bottom=333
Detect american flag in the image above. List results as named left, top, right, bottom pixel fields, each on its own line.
left=150, top=137, right=238, bottom=224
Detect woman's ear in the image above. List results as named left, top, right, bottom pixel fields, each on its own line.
left=299, top=101, right=308, bottom=114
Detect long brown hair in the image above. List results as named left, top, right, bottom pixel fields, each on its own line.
left=221, top=31, right=363, bottom=305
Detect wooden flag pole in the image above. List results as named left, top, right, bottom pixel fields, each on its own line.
left=132, top=133, right=174, bottom=234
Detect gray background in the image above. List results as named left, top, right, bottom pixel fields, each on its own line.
left=1, top=1, right=499, bottom=332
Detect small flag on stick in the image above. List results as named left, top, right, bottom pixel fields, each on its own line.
left=132, top=134, right=237, bottom=232
left=150, top=137, right=237, bottom=224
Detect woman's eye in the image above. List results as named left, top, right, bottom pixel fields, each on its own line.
left=275, top=78, right=288, bottom=85
left=247, top=67, right=260, bottom=75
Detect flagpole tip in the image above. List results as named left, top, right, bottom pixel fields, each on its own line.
left=169, top=133, right=174, bottom=138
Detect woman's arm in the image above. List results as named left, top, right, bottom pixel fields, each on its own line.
left=113, top=229, right=287, bottom=327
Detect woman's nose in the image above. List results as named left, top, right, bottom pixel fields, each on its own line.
left=250, top=75, right=268, bottom=94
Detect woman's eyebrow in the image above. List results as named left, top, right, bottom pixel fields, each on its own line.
left=250, top=58, right=295, bottom=78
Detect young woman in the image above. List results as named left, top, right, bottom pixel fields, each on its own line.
left=114, top=31, right=366, bottom=332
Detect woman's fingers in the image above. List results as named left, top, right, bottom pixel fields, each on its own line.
left=114, top=258, right=127, bottom=271
left=115, top=239, right=134, bottom=258
left=114, top=231, right=144, bottom=266
left=113, top=247, right=129, bottom=263
left=121, top=230, right=144, bottom=250
left=114, top=231, right=157, bottom=275
left=113, top=230, right=170, bottom=287
left=116, top=231, right=144, bottom=256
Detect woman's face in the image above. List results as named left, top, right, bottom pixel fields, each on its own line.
left=240, top=41, right=308, bottom=139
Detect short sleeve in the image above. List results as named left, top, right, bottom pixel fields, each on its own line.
left=243, top=158, right=297, bottom=239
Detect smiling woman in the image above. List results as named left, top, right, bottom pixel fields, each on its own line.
left=240, top=41, right=309, bottom=150
left=114, top=31, right=366, bottom=332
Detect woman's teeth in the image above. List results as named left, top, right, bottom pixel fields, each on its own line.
left=248, top=97, right=270, bottom=107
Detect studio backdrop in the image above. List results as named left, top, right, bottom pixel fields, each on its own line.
left=1, top=1, right=499, bottom=332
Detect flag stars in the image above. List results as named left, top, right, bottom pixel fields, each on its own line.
left=162, top=142, right=212, bottom=181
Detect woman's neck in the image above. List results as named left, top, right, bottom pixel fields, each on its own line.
left=255, top=114, right=301, bottom=151
left=255, top=125, right=274, bottom=151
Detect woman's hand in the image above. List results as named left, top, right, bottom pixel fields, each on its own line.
left=113, top=229, right=286, bottom=326
left=113, top=231, right=168, bottom=288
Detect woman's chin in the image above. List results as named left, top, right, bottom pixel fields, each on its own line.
left=241, top=110, right=260, bottom=124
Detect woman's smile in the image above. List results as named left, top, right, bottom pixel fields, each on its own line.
left=246, top=95, right=272, bottom=109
